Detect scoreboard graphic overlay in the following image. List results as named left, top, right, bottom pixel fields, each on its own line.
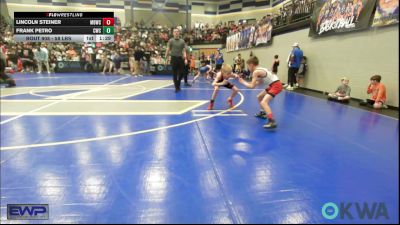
left=14, top=12, right=114, bottom=43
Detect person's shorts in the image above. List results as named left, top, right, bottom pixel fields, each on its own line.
left=223, top=82, right=234, bottom=89
left=200, top=67, right=210, bottom=74
left=266, top=81, right=283, bottom=97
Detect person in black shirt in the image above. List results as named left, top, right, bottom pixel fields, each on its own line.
left=19, top=44, right=34, bottom=73
left=143, top=50, right=151, bottom=75
left=112, top=51, right=122, bottom=74
left=133, top=47, right=144, bottom=76
left=0, top=51, right=16, bottom=87
left=272, top=55, right=280, bottom=75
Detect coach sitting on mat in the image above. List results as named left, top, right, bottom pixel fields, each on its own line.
left=165, top=28, right=188, bottom=93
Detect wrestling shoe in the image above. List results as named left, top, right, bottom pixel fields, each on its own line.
left=228, top=99, right=234, bottom=108
left=207, top=102, right=214, bottom=110
left=263, top=119, right=277, bottom=129
left=255, top=111, right=267, bottom=119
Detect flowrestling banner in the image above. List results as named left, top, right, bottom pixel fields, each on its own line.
left=372, top=0, right=399, bottom=27
left=226, top=20, right=273, bottom=52
left=309, top=0, right=377, bottom=37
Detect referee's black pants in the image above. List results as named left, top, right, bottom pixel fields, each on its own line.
left=171, top=56, right=184, bottom=90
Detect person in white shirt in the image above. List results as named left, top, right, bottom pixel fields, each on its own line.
left=34, top=44, right=50, bottom=74
left=239, top=56, right=283, bottom=129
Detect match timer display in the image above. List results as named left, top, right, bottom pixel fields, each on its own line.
left=14, top=12, right=115, bottom=43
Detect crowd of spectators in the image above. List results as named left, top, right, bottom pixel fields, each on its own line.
left=273, top=0, right=315, bottom=27
left=0, top=15, right=177, bottom=75
left=190, top=22, right=230, bottom=44
left=0, top=0, right=316, bottom=76
left=1, top=13, right=234, bottom=75
left=189, top=0, right=316, bottom=43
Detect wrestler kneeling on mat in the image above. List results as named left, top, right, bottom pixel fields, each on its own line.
left=208, top=64, right=240, bottom=110
left=239, top=56, right=283, bottom=129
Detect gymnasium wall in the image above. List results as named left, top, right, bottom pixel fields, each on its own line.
left=217, top=8, right=274, bottom=24
left=191, top=14, right=218, bottom=27
left=125, top=9, right=188, bottom=27
left=191, top=7, right=275, bottom=28
left=218, top=0, right=270, bottom=14
left=222, top=26, right=399, bottom=107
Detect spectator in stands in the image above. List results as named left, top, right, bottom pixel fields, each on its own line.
left=360, top=75, right=388, bottom=109
left=209, top=52, right=216, bottom=68
left=215, top=50, right=224, bottom=71
left=5, top=45, right=20, bottom=72
left=133, top=46, right=144, bottom=76
left=235, top=54, right=244, bottom=73
left=52, top=48, right=62, bottom=61
left=200, top=52, right=206, bottom=62
left=112, top=51, right=122, bottom=74
left=66, top=46, right=78, bottom=61
left=143, top=49, right=151, bottom=75
left=273, top=0, right=315, bottom=27
left=183, top=38, right=192, bottom=86
left=190, top=54, right=196, bottom=74
left=19, top=44, right=35, bottom=73
left=128, top=49, right=136, bottom=75
left=102, top=51, right=114, bottom=74
left=328, top=77, right=351, bottom=103
left=0, top=51, right=16, bottom=87
left=286, top=42, right=303, bottom=91
left=156, top=53, right=165, bottom=65
left=95, top=49, right=103, bottom=72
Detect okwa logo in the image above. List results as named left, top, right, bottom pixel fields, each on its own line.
left=321, top=202, right=389, bottom=220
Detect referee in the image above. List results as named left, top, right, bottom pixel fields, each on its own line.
left=165, top=28, right=188, bottom=92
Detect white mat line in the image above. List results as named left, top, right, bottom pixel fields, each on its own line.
left=0, top=76, right=130, bottom=125
left=192, top=114, right=248, bottom=117
left=193, top=110, right=244, bottom=112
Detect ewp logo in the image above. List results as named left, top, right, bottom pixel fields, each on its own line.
left=7, top=204, right=49, bottom=220
left=322, top=202, right=389, bottom=220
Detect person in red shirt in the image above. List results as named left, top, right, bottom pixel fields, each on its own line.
left=360, top=75, right=387, bottom=109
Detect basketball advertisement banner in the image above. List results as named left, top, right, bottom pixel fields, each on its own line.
left=226, top=20, right=273, bottom=52
left=309, top=0, right=377, bottom=37
left=372, top=0, right=399, bottom=27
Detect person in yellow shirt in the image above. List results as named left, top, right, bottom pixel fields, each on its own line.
left=360, top=75, right=387, bottom=109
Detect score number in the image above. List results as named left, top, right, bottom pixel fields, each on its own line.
left=103, top=26, right=114, bottom=34
left=102, top=18, right=114, bottom=35
left=103, top=18, right=114, bottom=26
